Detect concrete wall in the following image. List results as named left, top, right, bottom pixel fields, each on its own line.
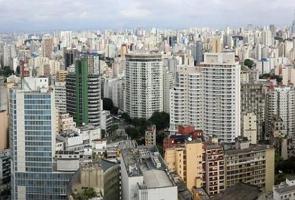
left=0, top=111, right=8, bottom=150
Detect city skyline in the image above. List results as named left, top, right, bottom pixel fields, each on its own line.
left=0, top=0, right=295, bottom=32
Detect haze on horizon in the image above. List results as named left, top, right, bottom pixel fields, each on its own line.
left=0, top=0, right=295, bottom=32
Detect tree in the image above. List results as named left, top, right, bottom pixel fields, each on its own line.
left=110, top=106, right=119, bottom=115
left=149, top=112, right=170, bottom=130
left=73, top=187, right=97, bottom=200
left=102, top=98, right=114, bottom=111
left=244, top=59, right=255, bottom=69
left=122, top=113, right=132, bottom=123
left=125, top=127, right=140, bottom=139
left=0, top=66, right=14, bottom=77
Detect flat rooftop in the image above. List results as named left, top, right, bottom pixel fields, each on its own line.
left=121, top=145, right=175, bottom=188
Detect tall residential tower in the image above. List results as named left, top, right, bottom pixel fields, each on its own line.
left=125, top=53, right=163, bottom=119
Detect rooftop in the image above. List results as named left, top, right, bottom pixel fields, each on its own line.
left=121, top=145, right=175, bottom=188
left=142, top=170, right=172, bottom=188
left=224, top=144, right=272, bottom=155
left=211, top=183, right=262, bottom=200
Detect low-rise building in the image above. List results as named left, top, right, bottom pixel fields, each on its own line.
left=224, top=137, right=275, bottom=192
left=273, top=178, right=295, bottom=200
left=71, top=160, right=121, bottom=200
left=121, top=145, right=178, bottom=200
left=165, top=140, right=203, bottom=191
left=145, top=125, right=156, bottom=146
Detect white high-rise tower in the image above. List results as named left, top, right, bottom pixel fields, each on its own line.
left=125, top=53, right=163, bottom=119
left=200, top=53, right=241, bottom=142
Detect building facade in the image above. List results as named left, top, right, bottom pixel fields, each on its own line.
left=200, top=53, right=241, bottom=142
left=169, top=66, right=202, bottom=131
left=66, top=57, right=101, bottom=127
left=125, top=53, right=163, bottom=119
left=10, top=77, right=74, bottom=200
left=241, top=83, right=266, bottom=141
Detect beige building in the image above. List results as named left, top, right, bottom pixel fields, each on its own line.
left=0, top=110, right=8, bottom=150
left=242, top=112, right=257, bottom=144
left=281, top=66, right=295, bottom=86
left=58, top=113, right=78, bottom=133
left=224, top=138, right=275, bottom=192
left=57, top=70, right=69, bottom=82
left=165, top=141, right=203, bottom=191
left=203, top=143, right=225, bottom=196
left=71, top=160, right=120, bottom=200
left=145, top=125, right=156, bottom=146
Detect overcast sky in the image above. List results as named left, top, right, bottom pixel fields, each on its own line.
left=0, top=0, right=295, bottom=31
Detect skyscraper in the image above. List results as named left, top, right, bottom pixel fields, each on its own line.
left=64, top=49, right=79, bottom=69
left=41, top=34, right=53, bottom=58
left=54, top=81, right=67, bottom=113
left=200, top=53, right=240, bottom=142
left=291, top=12, right=295, bottom=35
left=169, top=66, right=202, bottom=131
left=125, top=53, right=163, bottom=119
left=265, top=86, right=295, bottom=138
left=241, top=83, right=266, bottom=141
left=66, top=56, right=101, bottom=127
left=10, top=77, right=74, bottom=199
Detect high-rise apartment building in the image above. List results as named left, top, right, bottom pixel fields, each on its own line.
left=242, top=112, right=257, bottom=144
left=241, top=83, right=266, bottom=141
left=66, top=56, right=101, bottom=127
left=54, top=81, right=67, bottom=113
left=163, top=66, right=174, bottom=113
left=10, top=77, right=74, bottom=199
left=192, top=40, right=204, bottom=65
left=170, top=66, right=202, bottom=131
left=169, top=53, right=240, bottom=142
left=125, top=53, right=163, bottom=119
left=41, top=35, right=54, bottom=58
left=200, top=53, right=240, bottom=142
left=64, top=49, right=79, bottom=69
left=265, top=86, right=295, bottom=138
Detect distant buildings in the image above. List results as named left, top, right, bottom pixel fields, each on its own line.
left=125, top=53, right=163, bottom=119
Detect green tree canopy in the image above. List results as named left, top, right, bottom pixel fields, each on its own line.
left=244, top=59, right=255, bottom=69
left=0, top=66, right=14, bottom=77
left=73, top=187, right=97, bottom=200
left=125, top=127, right=140, bottom=140
left=149, top=112, right=170, bottom=130
left=102, top=98, right=114, bottom=111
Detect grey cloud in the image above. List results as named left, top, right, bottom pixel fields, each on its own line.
left=0, top=0, right=294, bottom=31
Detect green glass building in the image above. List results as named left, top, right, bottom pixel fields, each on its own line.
left=66, top=57, right=101, bottom=127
